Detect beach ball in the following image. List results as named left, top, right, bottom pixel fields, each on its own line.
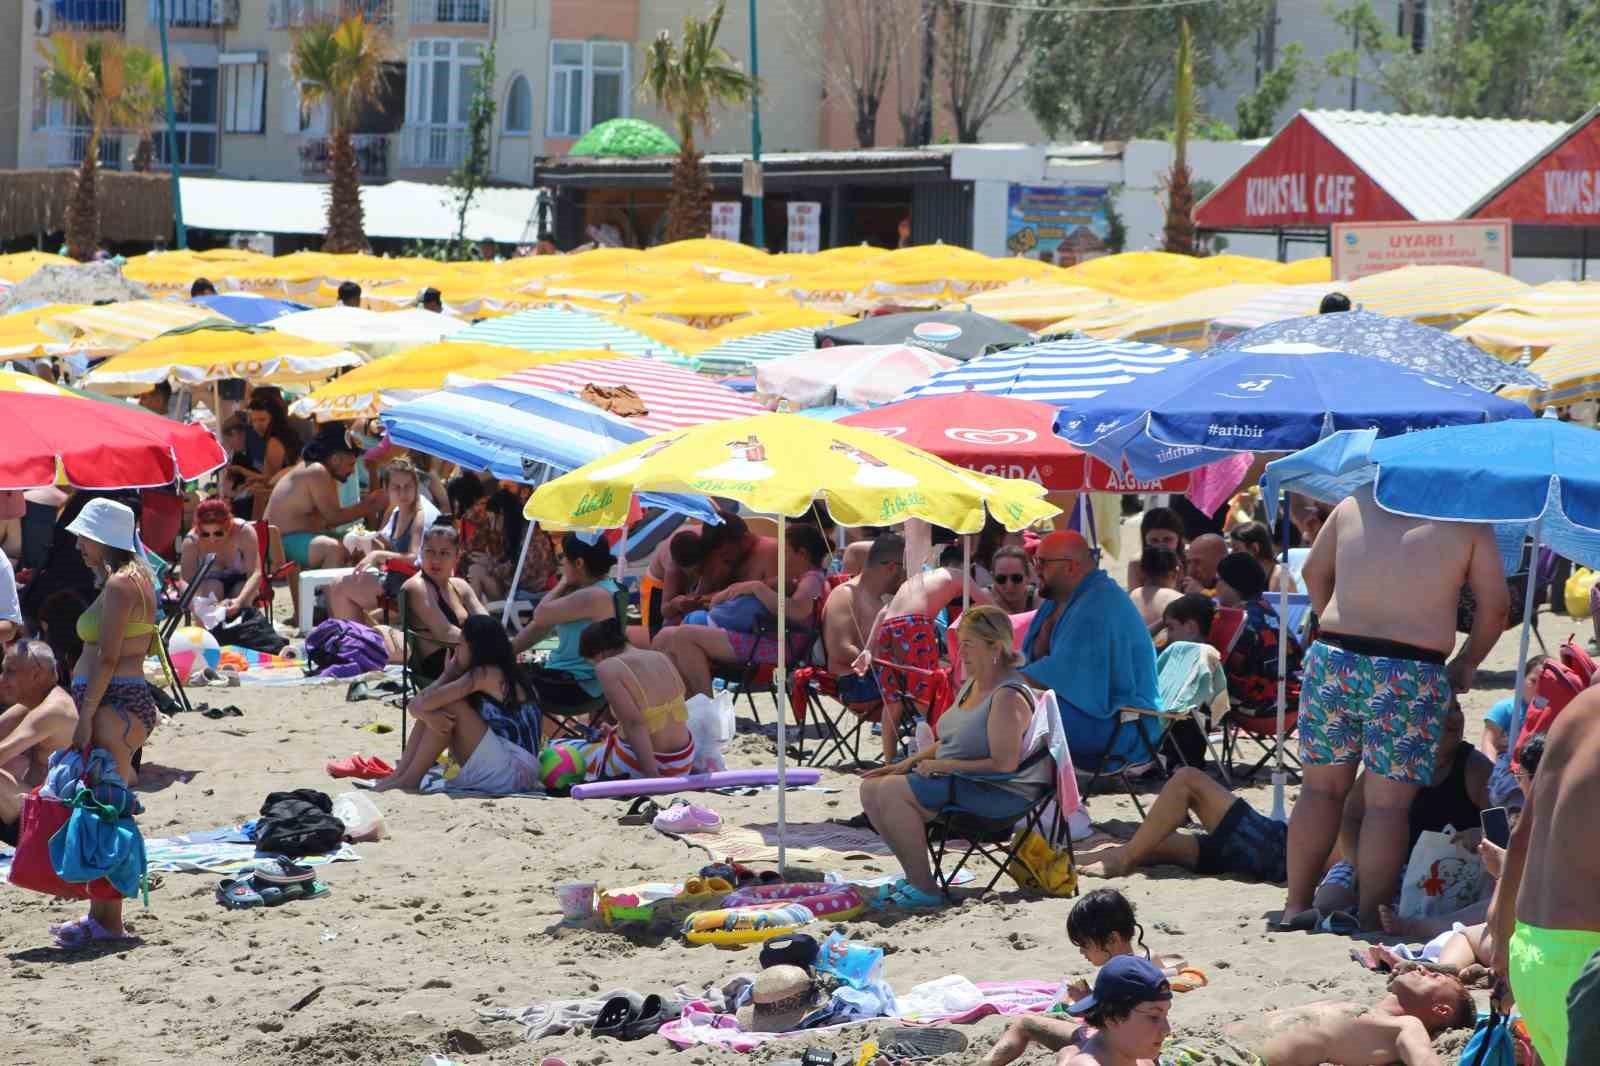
left=168, top=626, right=221, bottom=684
left=539, top=743, right=585, bottom=794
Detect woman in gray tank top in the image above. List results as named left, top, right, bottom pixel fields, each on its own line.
left=859, top=606, right=1050, bottom=908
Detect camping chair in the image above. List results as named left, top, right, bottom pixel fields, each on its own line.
left=251, top=520, right=300, bottom=621
left=787, top=666, right=884, bottom=768
left=157, top=553, right=215, bottom=716
left=924, top=692, right=1081, bottom=899
left=1081, top=642, right=1230, bottom=818
left=1216, top=599, right=1307, bottom=782
left=712, top=597, right=825, bottom=729
left=529, top=583, right=631, bottom=741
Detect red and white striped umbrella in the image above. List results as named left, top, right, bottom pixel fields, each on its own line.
left=479, top=357, right=763, bottom=435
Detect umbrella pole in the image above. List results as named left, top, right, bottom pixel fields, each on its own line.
left=212, top=381, right=225, bottom=446
left=776, top=515, right=788, bottom=877
left=1272, top=491, right=1292, bottom=822
left=962, top=535, right=970, bottom=615
left=1506, top=519, right=1543, bottom=776
left=501, top=519, right=537, bottom=629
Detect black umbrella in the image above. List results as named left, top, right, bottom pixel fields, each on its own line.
left=815, top=311, right=1033, bottom=362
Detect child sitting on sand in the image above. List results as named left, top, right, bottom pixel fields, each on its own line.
left=979, top=890, right=1196, bottom=1066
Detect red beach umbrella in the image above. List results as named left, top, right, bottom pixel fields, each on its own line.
left=0, top=392, right=226, bottom=490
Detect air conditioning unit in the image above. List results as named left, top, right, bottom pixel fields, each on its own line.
left=266, top=0, right=285, bottom=28
left=32, top=0, right=53, bottom=35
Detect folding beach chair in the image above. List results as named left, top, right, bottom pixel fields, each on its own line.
left=250, top=520, right=299, bottom=621
left=712, top=596, right=825, bottom=729
left=158, top=553, right=215, bottom=716
left=525, top=583, right=631, bottom=741
left=924, top=692, right=1081, bottom=899
left=1216, top=598, right=1307, bottom=782
left=787, top=666, right=884, bottom=768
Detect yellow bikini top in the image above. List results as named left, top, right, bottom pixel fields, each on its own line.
left=618, top=657, right=689, bottom=733
left=76, top=574, right=160, bottom=654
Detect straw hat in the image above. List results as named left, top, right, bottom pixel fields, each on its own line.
left=66, top=498, right=139, bottom=553
left=735, top=964, right=827, bottom=1033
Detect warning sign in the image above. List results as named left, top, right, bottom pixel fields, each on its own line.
left=1331, top=220, right=1512, bottom=280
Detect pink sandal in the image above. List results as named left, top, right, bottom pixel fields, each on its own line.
left=54, top=916, right=133, bottom=948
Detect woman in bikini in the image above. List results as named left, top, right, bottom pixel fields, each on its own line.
left=373, top=614, right=541, bottom=794
left=576, top=618, right=695, bottom=779
left=178, top=497, right=262, bottom=622
left=242, top=393, right=304, bottom=519
left=57, top=499, right=164, bottom=946
left=378, top=525, right=486, bottom=672
left=327, top=458, right=442, bottom=623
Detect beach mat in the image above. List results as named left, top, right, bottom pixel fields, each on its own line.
left=679, top=821, right=967, bottom=867
left=0, top=837, right=358, bottom=885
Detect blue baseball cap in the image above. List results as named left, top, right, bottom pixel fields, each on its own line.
left=1065, top=955, right=1172, bottom=1016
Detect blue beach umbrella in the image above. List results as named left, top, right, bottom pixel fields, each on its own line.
left=1053, top=343, right=1534, bottom=480
left=190, top=294, right=311, bottom=325
left=1217, top=310, right=1545, bottom=394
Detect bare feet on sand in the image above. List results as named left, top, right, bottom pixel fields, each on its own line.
left=1077, top=845, right=1131, bottom=878
left=1378, top=904, right=1436, bottom=939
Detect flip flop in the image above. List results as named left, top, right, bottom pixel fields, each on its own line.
left=877, top=1026, right=968, bottom=1059
left=1314, top=910, right=1361, bottom=936
left=619, top=798, right=661, bottom=826
left=1273, top=908, right=1322, bottom=932
left=201, top=704, right=243, bottom=719
left=326, top=754, right=396, bottom=780
left=592, top=991, right=646, bottom=1040
left=216, top=877, right=264, bottom=909
left=54, top=916, right=133, bottom=948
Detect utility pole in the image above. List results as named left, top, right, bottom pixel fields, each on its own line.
left=748, top=0, right=764, bottom=250
left=156, top=0, right=186, bottom=249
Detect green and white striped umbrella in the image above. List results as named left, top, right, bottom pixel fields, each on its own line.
left=454, top=306, right=690, bottom=360
left=692, top=327, right=818, bottom=374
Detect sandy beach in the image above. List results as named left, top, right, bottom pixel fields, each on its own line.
left=0, top=517, right=1545, bottom=1066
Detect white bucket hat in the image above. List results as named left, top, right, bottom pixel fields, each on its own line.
left=65, top=498, right=139, bottom=553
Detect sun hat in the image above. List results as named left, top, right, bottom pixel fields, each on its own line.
left=1217, top=551, right=1268, bottom=601
left=65, top=498, right=139, bottom=553
left=734, top=964, right=827, bottom=1033
left=1065, top=955, right=1173, bottom=1017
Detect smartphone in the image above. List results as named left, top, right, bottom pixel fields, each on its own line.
left=1481, top=806, right=1510, bottom=849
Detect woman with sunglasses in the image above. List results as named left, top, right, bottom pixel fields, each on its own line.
left=178, top=498, right=262, bottom=621
left=989, top=546, right=1036, bottom=615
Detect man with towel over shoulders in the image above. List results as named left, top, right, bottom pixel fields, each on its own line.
left=1020, top=530, right=1160, bottom=772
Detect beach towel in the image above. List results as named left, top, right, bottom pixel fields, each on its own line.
left=1158, top=641, right=1231, bottom=719
left=681, top=821, right=898, bottom=866
left=1021, top=570, right=1159, bottom=769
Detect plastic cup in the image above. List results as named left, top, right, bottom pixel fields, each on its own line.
left=555, top=881, right=596, bottom=920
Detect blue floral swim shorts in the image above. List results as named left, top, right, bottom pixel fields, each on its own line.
left=1298, top=639, right=1451, bottom=786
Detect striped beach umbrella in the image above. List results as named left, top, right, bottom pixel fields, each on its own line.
left=41, top=300, right=228, bottom=349
left=898, top=337, right=1193, bottom=405
left=454, top=306, right=690, bottom=360
left=1341, top=266, right=1531, bottom=327
left=693, top=327, right=818, bottom=373
left=478, top=356, right=764, bottom=434
left=1500, top=334, right=1600, bottom=408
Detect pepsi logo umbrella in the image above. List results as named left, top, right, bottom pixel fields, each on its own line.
left=1053, top=342, right=1534, bottom=480
left=815, top=310, right=1032, bottom=361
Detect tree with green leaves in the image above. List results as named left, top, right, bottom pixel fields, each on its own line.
left=289, top=14, right=395, bottom=253
left=450, top=44, right=497, bottom=259
left=1235, top=42, right=1303, bottom=139
left=1163, top=19, right=1198, bottom=256
left=39, top=33, right=170, bottom=258
left=1023, top=0, right=1270, bottom=142
left=122, top=47, right=174, bottom=173
left=640, top=0, right=757, bottom=242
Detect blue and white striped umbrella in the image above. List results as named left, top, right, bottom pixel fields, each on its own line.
left=693, top=327, right=817, bottom=373
left=379, top=379, right=715, bottom=520
left=896, top=337, right=1193, bottom=404
left=454, top=306, right=689, bottom=360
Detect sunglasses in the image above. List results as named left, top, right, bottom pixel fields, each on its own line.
left=197, top=527, right=229, bottom=539
left=993, top=573, right=1026, bottom=585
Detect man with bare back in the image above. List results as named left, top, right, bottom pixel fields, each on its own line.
left=0, top=641, right=77, bottom=848
left=263, top=437, right=384, bottom=571
left=1283, top=486, right=1506, bottom=932
left=820, top=534, right=904, bottom=759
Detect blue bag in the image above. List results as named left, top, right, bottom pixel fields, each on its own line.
left=1460, top=1009, right=1516, bottom=1066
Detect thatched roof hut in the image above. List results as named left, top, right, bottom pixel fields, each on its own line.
left=0, top=170, right=174, bottom=244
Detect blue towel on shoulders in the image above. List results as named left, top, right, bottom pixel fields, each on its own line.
left=1020, top=570, right=1159, bottom=769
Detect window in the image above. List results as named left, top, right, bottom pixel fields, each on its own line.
left=503, top=74, right=532, bottom=134
left=405, top=39, right=482, bottom=127
left=546, top=40, right=628, bottom=138
left=222, top=57, right=267, bottom=134
left=284, top=81, right=329, bottom=135
left=155, top=66, right=218, bottom=169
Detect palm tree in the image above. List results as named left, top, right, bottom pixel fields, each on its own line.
left=122, top=47, right=174, bottom=173
left=290, top=14, right=394, bottom=253
left=39, top=34, right=164, bottom=259
left=640, top=0, right=756, bottom=242
left=1162, top=18, right=1198, bottom=255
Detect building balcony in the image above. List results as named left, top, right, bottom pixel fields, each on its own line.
left=45, top=0, right=126, bottom=32
left=340, top=0, right=394, bottom=24
left=155, top=0, right=239, bottom=27
left=399, top=124, right=466, bottom=168
left=300, top=133, right=390, bottom=179
left=412, top=0, right=489, bottom=24
left=45, top=127, right=126, bottom=171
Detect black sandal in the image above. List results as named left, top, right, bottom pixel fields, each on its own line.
left=618, top=797, right=661, bottom=826
left=877, top=1027, right=968, bottom=1060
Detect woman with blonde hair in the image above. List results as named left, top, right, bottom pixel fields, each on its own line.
left=326, top=457, right=441, bottom=622
left=858, top=605, right=1049, bottom=908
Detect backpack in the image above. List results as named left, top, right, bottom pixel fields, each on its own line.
left=1513, top=636, right=1597, bottom=771
left=304, top=619, right=389, bottom=679
left=255, top=789, right=345, bottom=857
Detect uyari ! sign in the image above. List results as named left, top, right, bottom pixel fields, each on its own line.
left=1331, top=220, right=1512, bottom=281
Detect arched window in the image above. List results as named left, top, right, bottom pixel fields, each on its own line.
left=504, top=74, right=532, bottom=135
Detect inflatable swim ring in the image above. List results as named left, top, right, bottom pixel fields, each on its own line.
left=683, top=902, right=815, bottom=946
left=721, top=882, right=865, bottom=921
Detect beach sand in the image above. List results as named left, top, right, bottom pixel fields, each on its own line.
left=0, top=520, right=1544, bottom=1065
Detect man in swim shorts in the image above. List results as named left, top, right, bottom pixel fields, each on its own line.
left=263, top=437, right=383, bottom=571
left=1284, top=486, right=1506, bottom=932
left=0, top=641, right=76, bottom=847
left=1490, top=685, right=1600, bottom=1066
left=820, top=534, right=904, bottom=751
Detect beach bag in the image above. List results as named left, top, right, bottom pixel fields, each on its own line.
left=686, top=690, right=735, bottom=772
left=255, top=789, right=345, bottom=857
left=6, top=787, right=122, bottom=901
left=304, top=618, right=388, bottom=679
left=1565, top=566, right=1596, bottom=618
left=1512, top=637, right=1596, bottom=772
left=211, top=606, right=289, bottom=655
left=1005, top=828, right=1077, bottom=898
left=707, top=594, right=773, bottom=635
left=1397, top=826, right=1488, bottom=920
left=1460, top=1009, right=1518, bottom=1066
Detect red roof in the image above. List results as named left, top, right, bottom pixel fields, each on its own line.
left=1469, top=105, right=1600, bottom=224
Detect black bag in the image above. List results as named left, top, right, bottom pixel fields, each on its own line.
left=211, top=606, right=290, bottom=655
left=255, top=788, right=344, bottom=856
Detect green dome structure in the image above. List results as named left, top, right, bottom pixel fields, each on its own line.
left=568, top=118, right=680, bottom=158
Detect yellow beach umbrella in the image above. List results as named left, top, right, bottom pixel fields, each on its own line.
left=1488, top=281, right=1600, bottom=320
left=0, top=369, right=76, bottom=396
left=1342, top=265, right=1530, bottom=326
left=42, top=300, right=228, bottom=348
left=955, top=282, right=1141, bottom=331
left=1089, top=283, right=1279, bottom=348
left=603, top=312, right=718, bottom=355
left=82, top=323, right=362, bottom=395
left=524, top=411, right=1057, bottom=870
left=1272, top=257, right=1333, bottom=284
left=1499, top=332, right=1600, bottom=409
left=0, top=251, right=73, bottom=283
left=291, top=343, right=616, bottom=420
left=708, top=307, right=854, bottom=341
left=645, top=237, right=773, bottom=265
left=628, top=281, right=795, bottom=328
left=1451, top=311, right=1594, bottom=361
